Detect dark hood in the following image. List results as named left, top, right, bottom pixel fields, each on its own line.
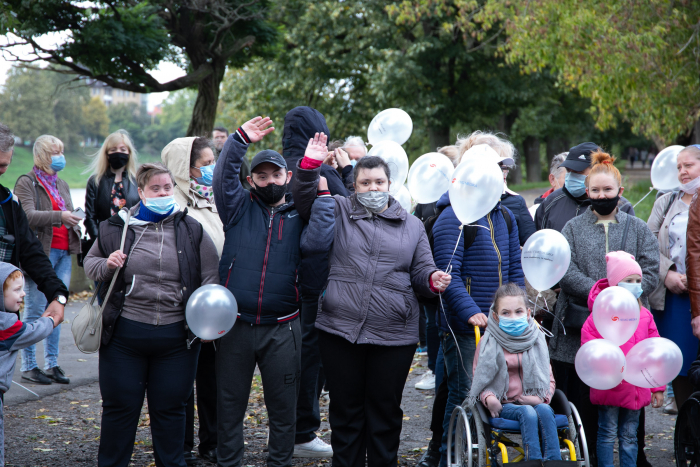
left=282, top=106, right=331, bottom=165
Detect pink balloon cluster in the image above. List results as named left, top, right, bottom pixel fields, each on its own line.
left=575, top=287, right=683, bottom=390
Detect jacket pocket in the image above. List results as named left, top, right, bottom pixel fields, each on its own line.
left=224, top=258, right=236, bottom=287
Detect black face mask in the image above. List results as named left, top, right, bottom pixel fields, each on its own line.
left=590, top=193, right=620, bottom=216
left=108, top=152, right=130, bottom=170
left=252, top=181, right=287, bottom=205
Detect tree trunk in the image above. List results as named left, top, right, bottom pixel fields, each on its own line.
left=523, top=136, right=541, bottom=183
left=187, top=63, right=226, bottom=137
left=428, top=126, right=450, bottom=151
left=546, top=138, right=568, bottom=161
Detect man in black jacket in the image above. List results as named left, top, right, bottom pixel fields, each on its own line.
left=0, top=124, right=67, bottom=357
left=534, top=142, right=635, bottom=232
left=281, top=107, right=340, bottom=458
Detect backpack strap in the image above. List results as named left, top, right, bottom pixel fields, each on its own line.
left=500, top=206, right=513, bottom=235
left=661, top=191, right=679, bottom=222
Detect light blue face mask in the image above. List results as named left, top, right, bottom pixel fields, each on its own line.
left=565, top=171, right=587, bottom=198
left=498, top=316, right=529, bottom=336
left=618, top=281, right=643, bottom=299
left=193, top=164, right=215, bottom=186
left=50, top=154, right=66, bottom=172
left=145, top=195, right=176, bottom=215
left=350, top=160, right=357, bottom=167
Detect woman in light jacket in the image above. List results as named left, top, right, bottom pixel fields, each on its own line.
left=84, top=163, right=219, bottom=467
left=14, top=135, right=81, bottom=386
left=161, top=136, right=223, bottom=463
left=84, top=130, right=140, bottom=242
left=647, top=144, right=700, bottom=410
left=293, top=134, right=451, bottom=467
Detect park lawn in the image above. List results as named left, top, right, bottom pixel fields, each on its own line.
left=624, top=179, right=656, bottom=222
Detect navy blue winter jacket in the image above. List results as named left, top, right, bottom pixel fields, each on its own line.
left=432, top=191, right=525, bottom=334
left=213, top=134, right=334, bottom=325
left=500, top=191, right=536, bottom=246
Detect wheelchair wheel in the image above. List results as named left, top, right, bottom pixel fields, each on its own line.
left=446, top=405, right=488, bottom=467
left=675, top=395, right=700, bottom=467
left=569, top=402, right=590, bottom=467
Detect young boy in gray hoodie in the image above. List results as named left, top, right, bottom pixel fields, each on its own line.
left=0, top=263, right=57, bottom=465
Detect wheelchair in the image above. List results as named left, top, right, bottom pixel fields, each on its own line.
left=445, top=328, right=590, bottom=467
left=675, top=391, right=700, bottom=467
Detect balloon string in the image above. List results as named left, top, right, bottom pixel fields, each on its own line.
left=633, top=187, right=655, bottom=208
left=438, top=291, right=471, bottom=380
left=445, top=227, right=464, bottom=273
left=529, top=293, right=565, bottom=336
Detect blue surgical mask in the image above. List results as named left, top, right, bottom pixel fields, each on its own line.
left=50, top=154, right=66, bottom=172
left=498, top=316, right=529, bottom=336
left=144, top=195, right=176, bottom=215
left=193, top=164, right=215, bottom=186
left=618, top=282, right=643, bottom=299
left=350, top=160, right=357, bottom=167
left=565, top=171, right=587, bottom=198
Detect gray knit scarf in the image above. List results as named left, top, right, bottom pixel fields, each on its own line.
left=467, top=310, right=551, bottom=406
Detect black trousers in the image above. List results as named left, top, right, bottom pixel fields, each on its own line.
left=428, top=378, right=449, bottom=446
left=319, top=331, right=415, bottom=467
left=295, top=295, right=323, bottom=444
left=184, top=342, right=217, bottom=453
left=98, top=318, right=200, bottom=467
left=552, top=360, right=598, bottom=465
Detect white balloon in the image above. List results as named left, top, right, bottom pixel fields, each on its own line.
left=367, top=108, right=413, bottom=146
left=650, top=145, right=684, bottom=190
left=407, top=153, right=455, bottom=204
left=448, top=158, right=504, bottom=225
left=623, top=337, right=683, bottom=388
left=575, top=339, right=627, bottom=390
left=394, top=185, right=413, bottom=212
left=521, top=229, right=571, bottom=292
left=592, top=286, right=641, bottom=346
left=368, top=141, right=409, bottom=194
left=459, top=144, right=512, bottom=166
left=186, top=284, right=238, bottom=340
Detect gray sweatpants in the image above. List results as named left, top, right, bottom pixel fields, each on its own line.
left=216, top=319, right=301, bottom=467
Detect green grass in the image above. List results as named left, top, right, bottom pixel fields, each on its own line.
left=5, top=146, right=159, bottom=189
left=624, top=179, right=655, bottom=222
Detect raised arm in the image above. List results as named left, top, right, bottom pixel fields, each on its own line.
left=291, top=132, right=329, bottom=221
left=300, top=181, right=336, bottom=257
left=213, top=116, right=274, bottom=228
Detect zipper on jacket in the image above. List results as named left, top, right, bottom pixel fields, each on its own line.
left=294, top=269, right=299, bottom=302
left=487, top=213, right=503, bottom=286
left=466, top=277, right=471, bottom=295
left=279, top=217, right=284, bottom=240
left=225, top=258, right=236, bottom=287
left=258, top=210, right=274, bottom=324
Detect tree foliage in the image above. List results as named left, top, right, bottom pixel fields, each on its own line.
left=82, top=97, right=110, bottom=140
left=0, top=0, right=277, bottom=136
left=500, top=0, right=700, bottom=143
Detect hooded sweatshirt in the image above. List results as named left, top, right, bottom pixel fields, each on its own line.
left=581, top=278, right=664, bottom=410
left=0, top=263, right=54, bottom=393
left=161, top=137, right=225, bottom=256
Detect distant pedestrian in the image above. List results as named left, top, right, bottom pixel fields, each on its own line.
left=15, top=135, right=81, bottom=386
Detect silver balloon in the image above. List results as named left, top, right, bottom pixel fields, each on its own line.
left=407, top=152, right=454, bottom=204
left=623, top=337, right=683, bottom=388
left=367, top=108, right=413, bottom=146
left=521, top=229, right=571, bottom=291
left=591, top=286, right=640, bottom=346
left=367, top=141, right=409, bottom=194
left=650, top=145, right=684, bottom=190
left=186, top=284, right=238, bottom=340
left=575, top=339, right=626, bottom=390
left=394, top=185, right=413, bottom=212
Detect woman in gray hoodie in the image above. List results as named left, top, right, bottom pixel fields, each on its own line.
left=549, top=150, right=659, bottom=466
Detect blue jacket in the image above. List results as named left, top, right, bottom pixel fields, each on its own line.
left=500, top=191, right=536, bottom=246
left=213, top=134, right=334, bottom=325
left=432, top=192, right=524, bottom=334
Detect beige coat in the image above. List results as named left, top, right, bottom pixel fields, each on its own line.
left=161, top=137, right=225, bottom=257
left=14, top=171, right=81, bottom=256
left=647, top=191, right=690, bottom=310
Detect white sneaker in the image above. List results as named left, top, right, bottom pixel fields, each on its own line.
left=293, top=437, right=334, bottom=458
left=415, top=370, right=435, bottom=390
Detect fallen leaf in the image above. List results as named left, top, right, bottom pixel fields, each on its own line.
left=77, top=359, right=87, bottom=362
left=403, top=416, right=410, bottom=420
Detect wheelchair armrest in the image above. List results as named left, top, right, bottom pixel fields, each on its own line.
left=549, top=389, right=571, bottom=417
left=469, top=398, right=493, bottom=426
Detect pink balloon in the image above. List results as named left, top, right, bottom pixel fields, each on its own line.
left=623, top=337, right=683, bottom=388
left=575, top=339, right=626, bottom=390
left=592, top=286, right=641, bottom=346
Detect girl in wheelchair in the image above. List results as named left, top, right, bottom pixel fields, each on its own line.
left=581, top=251, right=664, bottom=467
left=469, top=282, right=561, bottom=461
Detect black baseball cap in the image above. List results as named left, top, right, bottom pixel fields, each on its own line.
left=250, top=149, right=287, bottom=172
left=560, top=142, right=601, bottom=172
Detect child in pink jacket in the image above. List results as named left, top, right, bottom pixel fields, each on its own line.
left=581, top=251, right=664, bottom=467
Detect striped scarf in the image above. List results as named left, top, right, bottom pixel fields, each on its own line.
left=33, top=166, right=66, bottom=211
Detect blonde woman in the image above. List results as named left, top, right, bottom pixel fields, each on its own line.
left=84, top=130, right=140, bottom=241
left=14, top=135, right=81, bottom=385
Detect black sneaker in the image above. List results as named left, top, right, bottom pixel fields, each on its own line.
left=21, top=368, right=52, bottom=385
left=416, top=442, right=440, bottom=467
left=46, top=366, right=70, bottom=384
left=183, top=451, right=197, bottom=465
left=198, top=448, right=217, bottom=463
